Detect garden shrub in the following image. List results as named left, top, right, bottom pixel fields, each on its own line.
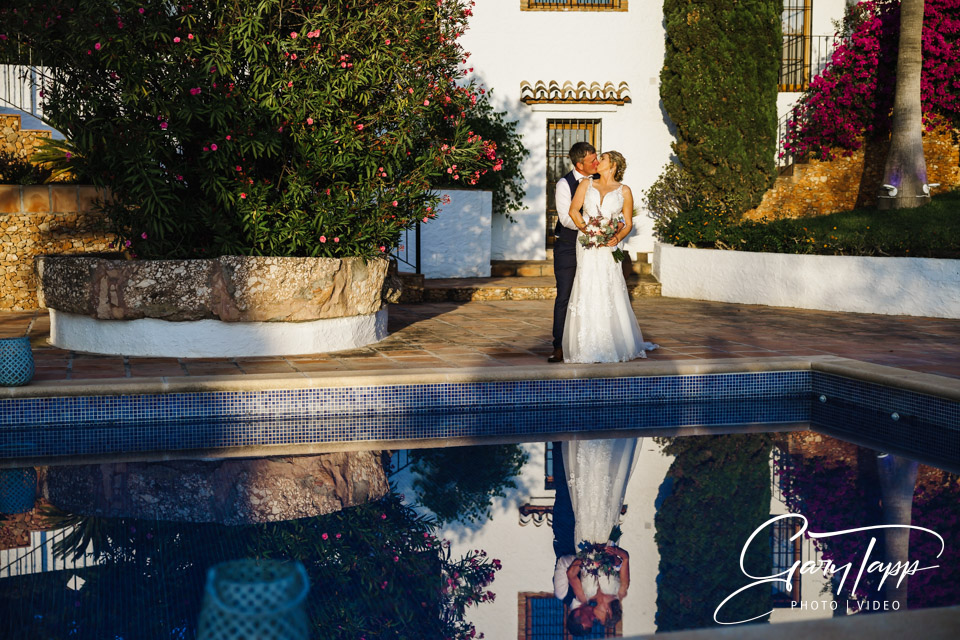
left=659, top=0, right=781, bottom=216
left=0, top=150, right=52, bottom=184
left=784, top=0, right=960, bottom=160
left=0, top=0, right=510, bottom=259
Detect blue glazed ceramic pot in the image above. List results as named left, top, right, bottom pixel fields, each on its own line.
left=0, top=336, right=34, bottom=386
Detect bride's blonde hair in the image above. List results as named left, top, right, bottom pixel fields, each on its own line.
left=605, top=151, right=627, bottom=182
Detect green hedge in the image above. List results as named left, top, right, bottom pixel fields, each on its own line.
left=659, top=0, right=781, bottom=215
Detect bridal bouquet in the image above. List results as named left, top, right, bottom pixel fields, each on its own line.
left=576, top=542, right=623, bottom=579
left=577, top=215, right=626, bottom=263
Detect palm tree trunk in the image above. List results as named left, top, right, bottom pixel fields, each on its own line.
left=876, top=453, right=919, bottom=608
left=878, top=0, right=930, bottom=210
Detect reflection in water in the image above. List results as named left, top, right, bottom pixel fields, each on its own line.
left=0, top=432, right=957, bottom=639
left=654, top=433, right=775, bottom=630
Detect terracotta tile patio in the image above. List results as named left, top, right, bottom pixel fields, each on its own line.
left=2, top=296, right=959, bottom=381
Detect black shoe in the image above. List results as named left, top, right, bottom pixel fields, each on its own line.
left=548, top=349, right=564, bottom=363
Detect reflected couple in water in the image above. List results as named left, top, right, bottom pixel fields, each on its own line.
left=553, top=438, right=639, bottom=635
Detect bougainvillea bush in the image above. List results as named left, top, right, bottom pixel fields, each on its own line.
left=784, top=0, right=960, bottom=161
left=0, top=0, right=506, bottom=259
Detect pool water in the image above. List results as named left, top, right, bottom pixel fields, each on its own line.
left=1, top=429, right=957, bottom=639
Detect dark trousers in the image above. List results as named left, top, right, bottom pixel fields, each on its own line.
left=552, top=441, right=576, bottom=559
left=552, top=228, right=578, bottom=350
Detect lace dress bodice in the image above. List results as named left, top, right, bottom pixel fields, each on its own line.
left=581, top=180, right=625, bottom=226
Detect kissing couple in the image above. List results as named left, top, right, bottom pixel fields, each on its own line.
left=549, top=142, right=658, bottom=364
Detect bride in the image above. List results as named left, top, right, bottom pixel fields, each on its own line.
left=562, top=438, right=639, bottom=629
left=563, top=151, right=658, bottom=364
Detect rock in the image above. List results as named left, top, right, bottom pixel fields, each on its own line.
left=36, top=255, right=390, bottom=321
left=45, top=452, right=390, bottom=525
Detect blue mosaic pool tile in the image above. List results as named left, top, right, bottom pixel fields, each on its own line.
left=0, top=371, right=810, bottom=430
left=812, top=372, right=960, bottom=464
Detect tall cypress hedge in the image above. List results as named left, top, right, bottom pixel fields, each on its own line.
left=660, top=0, right=781, bottom=215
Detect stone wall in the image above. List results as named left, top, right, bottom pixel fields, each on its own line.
left=1, top=113, right=50, bottom=160
left=745, top=124, right=960, bottom=221
left=0, top=185, right=112, bottom=311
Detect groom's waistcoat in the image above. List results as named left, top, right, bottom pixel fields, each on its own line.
left=554, top=171, right=582, bottom=243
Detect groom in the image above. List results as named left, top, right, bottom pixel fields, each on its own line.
left=549, top=142, right=599, bottom=363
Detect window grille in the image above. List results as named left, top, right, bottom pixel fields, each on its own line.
left=519, top=592, right=620, bottom=639
left=546, top=119, right=601, bottom=249
left=770, top=516, right=802, bottom=605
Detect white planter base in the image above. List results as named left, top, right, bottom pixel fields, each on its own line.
left=49, top=307, right=389, bottom=358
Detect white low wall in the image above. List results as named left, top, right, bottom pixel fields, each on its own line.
left=49, top=307, right=389, bottom=358
left=654, top=243, right=960, bottom=319
left=414, top=189, right=492, bottom=279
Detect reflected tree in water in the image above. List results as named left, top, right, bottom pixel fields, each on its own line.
left=654, top=434, right=774, bottom=631
left=410, top=444, right=529, bottom=524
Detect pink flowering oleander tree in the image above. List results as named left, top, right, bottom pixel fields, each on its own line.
left=783, top=0, right=960, bottom=165
left=0, top=0, right=510, bottom=259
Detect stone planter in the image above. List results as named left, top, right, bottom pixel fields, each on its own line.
left=36, top=255, right=390, bottom=357
left=46, top=451, right=389, bottom=525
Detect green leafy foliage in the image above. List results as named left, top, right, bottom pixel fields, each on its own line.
left=14, top=491, right=500, bottom=639
left=0, top=0, right=508, bottom=259
left=659, top=0, right=781, bottom=216
left=0, top=150, right=52, bottom=184
left=656, top=189, right=960, bottom=258
left=411, top=444, right=529, bottom=524
left=654, top=434, right=774, bottom=631
left=434, top=88, right=529, bottom=219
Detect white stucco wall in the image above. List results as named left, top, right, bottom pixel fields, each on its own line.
left=461, top=0, right=851, bottom=262
left=460, top=2, right=675, bottom=260
left=415, top=189, right=492, bottom=279
left=654, top=244, right=960, bottom=319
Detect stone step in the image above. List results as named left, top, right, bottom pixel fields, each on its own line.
left=491, top=254, right=652, bottom=277
left=411, top=274, right=661, bottom=303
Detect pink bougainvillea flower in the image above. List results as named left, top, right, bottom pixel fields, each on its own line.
left=423, top=99, right=429, bottom=106
left=187, top=33, right=194, bottom=40
left=356, top=124, right=364, bottom=130
left=240, top=192, right=247, bottom=199
left=306, top=117, right=314, bottom=125
left=320, top=235, right=327, bottom=243
left=138, top=7, right=145, bottom=14
left=160, top=122, right=168, bottom=130
left=94, top=42, right=101, bottom=50
left=141, top=232, right=148, bottom=239
left=321, top=532, right=329, bottom=540
left=210, top=143, right=218, bottom=151
left=386, top=39, right=391, bottom=45
left=235, top=165, right=242, bottom=171
left=226, top=135, right=231, bottom=140
left=189, top=87, right=201, bottom=95
left=173, top=36, right=180, bottom=43
left=290, top=31, right=298, bottom=38
left=391, top=200, right=398, bottom=206
left=333, top=237, right=340, bottom=243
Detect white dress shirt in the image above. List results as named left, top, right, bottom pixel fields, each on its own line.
left=554, top=554, right=579, bottom=606
left=555, top=168, right=590, bottom=232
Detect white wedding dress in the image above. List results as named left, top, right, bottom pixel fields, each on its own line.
left=563, top=437, right=641, bottom=599
left=563, top=180, right=658, bottom=364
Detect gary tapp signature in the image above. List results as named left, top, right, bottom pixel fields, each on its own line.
left=714, top=513, right=946, bottom=625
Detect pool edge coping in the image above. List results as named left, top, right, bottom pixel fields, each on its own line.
left=1, top=355, right=958, bottom=402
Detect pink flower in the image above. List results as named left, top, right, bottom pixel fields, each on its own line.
left=210, top=143, right=218, bottom=151
left=160, top=122, right=168, bottom=130
left=423, top=99, right=429, bottom=106
left=391, top=200, right=398, bottom=207
left=379, top=246, right=386, bottom=252
left=189, top=87, right=201, bottom=95
left=356, top=124, right=364, bottom=130
left=320, top=235, right=326, bottom=243
left=94, top=42, right=101, bottom=50
left=240, top=192, right=247, bottom=199
left=202, top=146, right=209, bottom=152
left=141, top=232, right=148, bottom=239
left=138, top=7, right=145, bottom=14
left=322, top=532, right=329, bottom=540
left=65, top=152, right=72, bottom=160
left=336, top=533, right=341, bottom=538
left=187, top=33, right=194, bottom=40
left=333, top=237, right=339, bottom=243
left=422, top=217, right=428, bottom=223
left=306, top=117, right=314, bottom=125
left=173, top=36, right=180, bottom=43
left=235, top=165, right=242, bottom=171
left=290, top=31, right=298, bottom=39
left=386, top=39, right=391, bottom=45
left=226, top=135, right=231, bottom=140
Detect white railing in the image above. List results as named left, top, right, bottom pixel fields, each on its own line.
left=0, top=525, right=97, bottom=579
